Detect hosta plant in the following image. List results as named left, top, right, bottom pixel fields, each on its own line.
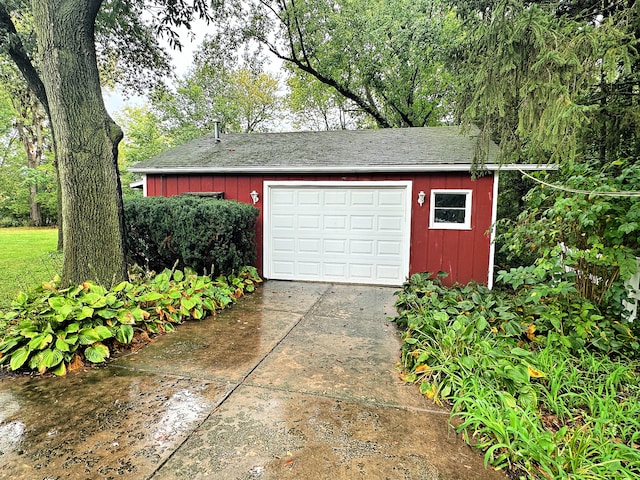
left=0, top=266, right=261, bottom=375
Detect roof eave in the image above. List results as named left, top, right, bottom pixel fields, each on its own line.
left=129, top=163, right=556, bottom=175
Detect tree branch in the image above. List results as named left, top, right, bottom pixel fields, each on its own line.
left=0, top=2, right=49, bottom=116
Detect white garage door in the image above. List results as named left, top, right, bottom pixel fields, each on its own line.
left=264, top=181, right=412, bottom=285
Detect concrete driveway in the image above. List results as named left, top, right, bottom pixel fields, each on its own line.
left=0, top=281, right=507, bottom=480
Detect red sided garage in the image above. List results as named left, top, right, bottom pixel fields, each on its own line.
left=130, top=127, right=535, bottom=287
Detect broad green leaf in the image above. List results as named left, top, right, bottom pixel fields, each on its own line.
left=48, top=296, right=67, bottom=310
left=433, top=311, right=449, bottom=322
left=57, top=304, right=75, bottom=319
left=84, top=343, right=110, bottom=363
left=28, top=333, right=53, bottom=351
left=476, top=316, right=488, bottom=332
left=202, top=298, right=216, bottom=311
left=168, top=289, right=182, bottom=299
left=79, top=328, right=100, bottom=345
left=0, top=338, right=20, bottom=353
left=29, top=351, right=47, bottom=372
left=181, top=297, right=198, bottom=311
left=79, top=326, right=113, bottom=345
left=111, top=281, right=130, bottom=292
left=76, top=306, right=95, bottom=320
left=96, top=308, right=118, bottom=319
left=51, top=362, right=67, bottom=376
left=505, top=365, right=530, bottom=385
left=9, top=346, right=30, bottom=370
left=55, top=337, right=71, bottom=352
left=13, top=291, right=28, bottom=306
left=139, top=291, right=163, bottom=302
left=41, top=348, right=64, bottom=368
left=66, top=322, right=80, bottom=333
left=93, top=325, right=114, bottom=341
left=173, top=270, right=184, bottom=281
left=115, top=325, right=134, bottom=344
left=130, top=307, right=147, bottom=322
left=117, top=310, right=136, bottom=324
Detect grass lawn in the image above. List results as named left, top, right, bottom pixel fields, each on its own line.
left=0, top=227, right=61, bottom=308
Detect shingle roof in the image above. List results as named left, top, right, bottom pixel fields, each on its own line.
left=129, top=127, right=511, bottom=174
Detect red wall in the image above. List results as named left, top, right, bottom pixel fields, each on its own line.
left=145, top=172, right=495, bottom=285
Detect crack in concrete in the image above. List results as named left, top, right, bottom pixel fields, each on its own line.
left=146, top=283, right=333, bottom=479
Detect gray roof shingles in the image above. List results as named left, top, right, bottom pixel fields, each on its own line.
left=129, top=127, right=501, bottom=174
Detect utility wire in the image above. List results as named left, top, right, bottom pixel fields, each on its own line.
left=518, top=169, right=640, bottom=197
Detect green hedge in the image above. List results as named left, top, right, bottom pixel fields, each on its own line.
left=123, top=196, right=259, bottom=276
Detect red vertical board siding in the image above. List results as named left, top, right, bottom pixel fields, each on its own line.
left=144, top=172, right=495, bottom=285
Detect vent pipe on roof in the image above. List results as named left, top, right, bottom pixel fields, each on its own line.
left=213, top=120, right=221, bottom=143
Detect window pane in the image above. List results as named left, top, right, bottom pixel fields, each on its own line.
left=434, top=208, right=465, bottom=224
left=435, top=193, right=466, bottom=208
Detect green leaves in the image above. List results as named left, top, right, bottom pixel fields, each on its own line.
left=395, top=271, right=640, bottom=479
left=9, top=346, right=30, bottom=370
left=115, top=324, right=134, bottom=344
left=0, top=266, right=262, bottom=375
left=123, top=196, right=259, bottom=278
left=84, top=343, right=110, bottom=363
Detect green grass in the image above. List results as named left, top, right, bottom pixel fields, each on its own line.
left=0, top=227, right=61, bottom=308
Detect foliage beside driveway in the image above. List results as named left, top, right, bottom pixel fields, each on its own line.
left=0, top=266, right=261, bottom=376
left=394, top=272, right=640, bottom=479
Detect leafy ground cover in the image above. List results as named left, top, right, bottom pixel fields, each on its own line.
left=395, top=272, right=640, bottom=479
left=0, top=266, right=261, bottom=376
left=0, top=227, right=61, bottom=308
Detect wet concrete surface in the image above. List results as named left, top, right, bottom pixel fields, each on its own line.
left=0, top=281, right=507, bottom=480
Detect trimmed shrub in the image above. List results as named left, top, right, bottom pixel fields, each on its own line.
left=124, top=196, right=259, bottom=276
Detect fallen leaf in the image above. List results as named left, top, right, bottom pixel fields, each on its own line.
left=528, top=365, right=546, bottom=378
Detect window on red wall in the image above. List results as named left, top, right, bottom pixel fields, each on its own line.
left=429, top=190, right=472, bottom=230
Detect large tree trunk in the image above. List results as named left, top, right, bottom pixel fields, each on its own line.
left=32, top=0, right=126, bottom=286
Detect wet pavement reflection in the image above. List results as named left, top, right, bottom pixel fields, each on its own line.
left=0, top=281, right=507, bottom=480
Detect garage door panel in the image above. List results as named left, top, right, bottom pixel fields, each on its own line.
left=266, top=183, right=410, bottom=285
left=323, top=239, right=347, bottom=254
left=298, top=215, right=321, bottom=229
left=298, top=262, right=321, bottom=276
left=351, top=190, right=375, bottom=205
left=298, top=238, right=321, bottom=253
left=324, top=215, right=347, bottom=230
left=272, top=261, right=294, bottom=275
left=379, top=190, right=405, bottom=205
left=351, top=240, right=374, bottom=255
left=376, top=265, right=403, bottom=281
left=298, top=191, right=321, bottom=205
left=378, top=241, right=402, bottom=256
left=271, top=215, right=295, bottom=229
left=350, top=264, right=374, bottom=279
left=272, top=238, right=295, bottom=253
left=323, top=263, right=348, bottom=277
left=272, top=190, right=295, bottom=205
left=351, top=216, right=375, bottom=230
left=324, top=190, right=348, bottom=205
left=378, top=216, right=404, bottom=232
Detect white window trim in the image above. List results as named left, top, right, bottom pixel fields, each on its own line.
left=429, top=189, right=472, bottom=230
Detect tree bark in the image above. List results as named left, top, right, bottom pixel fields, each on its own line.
left=13, top=89, right=45, bottom=227
left=32, top=0, right=126, bottom=286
